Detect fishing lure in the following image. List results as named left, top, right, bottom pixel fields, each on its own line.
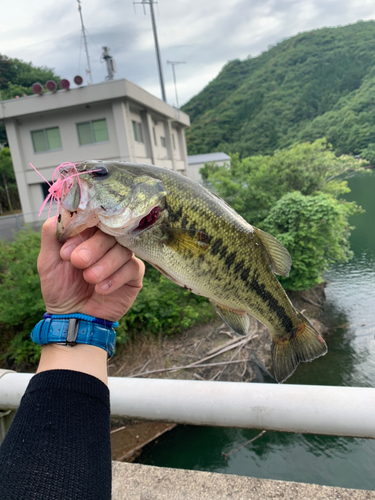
left=30, top=162, right=98, bottom=223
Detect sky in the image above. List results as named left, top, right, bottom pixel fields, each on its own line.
left=2, top=0, right=375, bottom=107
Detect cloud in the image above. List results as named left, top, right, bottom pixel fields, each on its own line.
left=2, top=0, right=375, bottom=105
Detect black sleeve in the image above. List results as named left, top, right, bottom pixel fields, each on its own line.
left=0, top=369, right=111, bottom=500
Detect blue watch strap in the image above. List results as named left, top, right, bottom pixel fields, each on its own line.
left=31, top=318, right=116, bottom=357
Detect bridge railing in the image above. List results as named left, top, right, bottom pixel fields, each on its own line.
left=1, top=370, right=374, bottom=440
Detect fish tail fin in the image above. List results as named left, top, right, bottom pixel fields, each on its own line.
left=271, top=313, right=327, bottom=383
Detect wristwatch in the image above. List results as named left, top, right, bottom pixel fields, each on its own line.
left=31, top=315, right=117, bottom=357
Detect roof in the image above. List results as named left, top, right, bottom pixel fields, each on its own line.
left=0, top=79, right=190, bottom=127
left=187, top=152, right=230, bottom=165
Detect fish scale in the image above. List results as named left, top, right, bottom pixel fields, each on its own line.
left=57, top=161, right=328, bottom=382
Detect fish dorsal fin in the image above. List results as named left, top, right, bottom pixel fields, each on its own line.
left=161, top=226, right=210, bottom=257
left=211, top=301, right=250, bottom=336
left=254, top=227, right=292, bottom=277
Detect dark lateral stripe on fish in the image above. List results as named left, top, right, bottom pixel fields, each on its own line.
left=219, top=245, right=228, bottom=260
left=244, top=271, right=294, bottom=333
left=233, top=260, right=245, bottom=274
left=224, top=252, right=237, bottom=270
left=210, top=238, right=223, bottom=256
left=169, top=205, right=183, bottom=222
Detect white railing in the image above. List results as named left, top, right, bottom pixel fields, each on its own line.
left=1, top=370, right=374, bottom=439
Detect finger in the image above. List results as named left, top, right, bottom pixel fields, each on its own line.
left=94, top=256, right=145, bottom=295
left=37, top=217, right=64, bottom=273
left=69, top=230, right=118, bottom=269
left=83, top=243, right=134, bottom=284
left=60, top=227, right=98, bottom=261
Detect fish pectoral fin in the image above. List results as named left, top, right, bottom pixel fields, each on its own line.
left=254, top=227, right=292, bottom=277
left=161, top=226, right=210, bottom=256
left=210, top=302, right=250, bottom=336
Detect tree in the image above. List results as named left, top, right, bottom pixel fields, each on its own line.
left=0, top=147, right=21, bottom=214
left=205, top=139, right=366, bottom=290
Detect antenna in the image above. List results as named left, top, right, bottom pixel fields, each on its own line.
left=101, top=47, right=116, bottom=81
left=77, top=0, right=92, bottom=84
left=167, top=61, right=186, bottom=109
left=133, top=0, right=166, bottom=102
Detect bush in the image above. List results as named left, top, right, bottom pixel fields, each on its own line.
left=0, top=229, right=44, bottom=366
left=260, top=192, right=360, bottom=290
left=0, top=233, right=215, bottom=367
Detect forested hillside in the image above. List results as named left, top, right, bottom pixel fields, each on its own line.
left=182, top=21, right=375, bottom=158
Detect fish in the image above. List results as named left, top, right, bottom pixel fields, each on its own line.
left=56, top=160, right=327, bottom=383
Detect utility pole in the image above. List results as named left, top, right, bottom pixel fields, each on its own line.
left=134, top=0, right=166, bottom=102
left=77, top=0, right=93, bottom=84
left=167, top=61, right=186, bottom=108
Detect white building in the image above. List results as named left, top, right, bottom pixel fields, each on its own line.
left=187, top=152, right=230, bottom=184
left=0, top=79, right=190, bottom=221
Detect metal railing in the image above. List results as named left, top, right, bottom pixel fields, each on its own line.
left=1, top=370, right=374, bottom=439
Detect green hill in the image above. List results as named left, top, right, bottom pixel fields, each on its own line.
left=182, top=21, right=375, bottom=157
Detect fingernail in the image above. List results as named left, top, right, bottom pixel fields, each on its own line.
left=90, top=265, right=104, bottom=280
left=77, top=248, right=92, bottom=263
left=61, top=244, right=77, bottom=260
left=99, top=280, right=111, bottom=291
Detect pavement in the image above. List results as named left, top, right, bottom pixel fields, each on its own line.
left=112, top=462, right=375, bottom=500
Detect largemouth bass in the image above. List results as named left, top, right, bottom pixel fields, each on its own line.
left=56, top=161, right=327, bottom=382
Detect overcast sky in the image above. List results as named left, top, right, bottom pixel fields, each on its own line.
left=2, top=0, right=375, bottom=106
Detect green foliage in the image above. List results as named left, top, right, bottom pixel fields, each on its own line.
left=205, top=140, right=365, bottom=290
left=0, top=54, right=59, bottom=97
left=182, top=21, right=375, bottom=158
left=0, top=147, right=21, bottom=212
left=207, top=139, right=365, bottom=225
left=0, top=234, right=214, bottom=367
left=116, top=263, right=214, bottom=343
left=260, top=192, right=360, bottom=290
left=0, top=230, right=44, bottom=366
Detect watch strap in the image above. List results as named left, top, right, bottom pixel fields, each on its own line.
left=31, top=318, right=116, bottom=357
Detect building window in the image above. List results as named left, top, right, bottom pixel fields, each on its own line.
left=153, top=127, right=157, bottom=146
left=31, top=127, right=62, bottom=153
left=77, top=119, right=109, bottom=146
left=132, top=120, right=144, bottom=143
left=172, top=133, right=176, bottom=150
left=160, top=136, right=166, bottom=148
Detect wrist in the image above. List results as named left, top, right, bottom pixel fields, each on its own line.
left=37, top=344, right=108, bottom=386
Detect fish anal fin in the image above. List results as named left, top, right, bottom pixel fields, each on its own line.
left=211, top=302, right=250, bottom=336
left=271, top=312, right=328, bottom=383
left=162, top=226, right=210, bottom=257
left=254, top=227, right=292, bottom=277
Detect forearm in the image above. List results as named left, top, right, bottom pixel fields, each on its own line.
left=0, top=361, right=111, bottom=500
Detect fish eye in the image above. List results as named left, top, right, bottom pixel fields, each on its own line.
left=91, top=166, right=109, bottom=178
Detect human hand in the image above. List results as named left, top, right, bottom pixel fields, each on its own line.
left=37, top=217, right=145, bottom=322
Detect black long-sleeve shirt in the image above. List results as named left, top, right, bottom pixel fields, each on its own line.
left=0, top=370, right=111, bottom=500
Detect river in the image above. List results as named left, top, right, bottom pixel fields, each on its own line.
left=136, top=170, right=375, bottom=490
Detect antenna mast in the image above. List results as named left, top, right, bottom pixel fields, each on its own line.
left=77, top=0, right=93, bottom=84
left=101, top=47, right=116, bottom=80
left=167, top=61, right=186, bottom=108
left=134, top=0, right=166, bottom=102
